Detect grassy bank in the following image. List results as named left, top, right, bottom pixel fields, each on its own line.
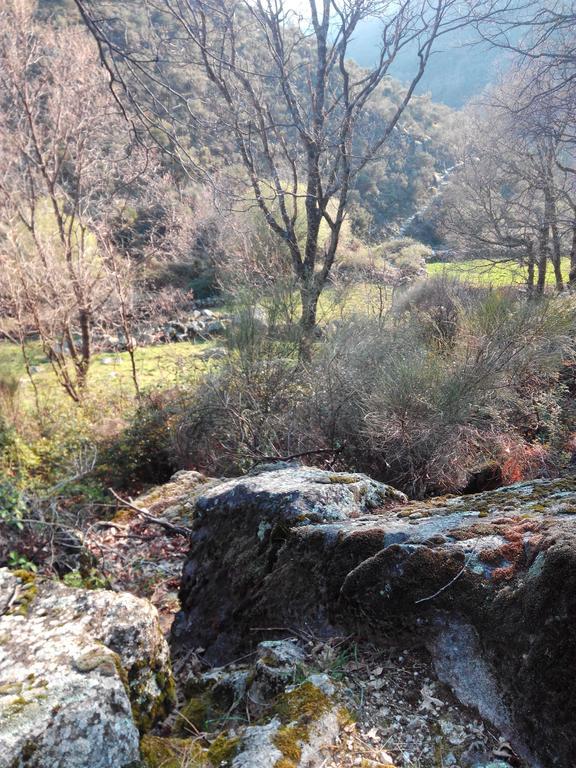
left=0, top=340, right=215, bottom=405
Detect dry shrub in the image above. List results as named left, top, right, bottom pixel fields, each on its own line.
left=172, top=279, right=576, bottom=497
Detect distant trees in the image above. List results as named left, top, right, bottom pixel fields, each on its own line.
left=348, top=95, right=455, bottom=241
left=74, top=0, right=511, bottom=348
left=442, top=56, right=575, bottom=294
left=440, top=1, right=576, bottom=292
left=479, top=0, right=575, bottom=100
left=0, top=0, right=142, bottom=400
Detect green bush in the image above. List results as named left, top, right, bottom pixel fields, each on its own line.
left=0, top=478, right=26, bottom=527
left=175, top=296, right=302, bottom=475
left=97, top=391, right=182, bottom=490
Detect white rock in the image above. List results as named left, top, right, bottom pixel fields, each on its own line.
left=0, top=569, right=174, bottom=768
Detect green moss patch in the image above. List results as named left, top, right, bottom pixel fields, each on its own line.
left=73, top=650, right=119, bottom=678
left=130, top=659, right=177, bottom=734
left=275, top=681, right=333, bottom=724
left=328, top=474, right=360, bottom=485
left=269, top=681, right=346, bottom=768
left=9, top=571, right=38, bottom=616
left=173, top=693, right=212, bottom=736
left=273, top=723, right=306, bottom=765
left=206, top=733, right=240, bottom=764
left=140, top=733, right=239, bottom=768
left=140, top=734, right=206, bottom=768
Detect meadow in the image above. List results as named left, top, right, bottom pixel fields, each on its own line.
left=1, top=255, right=571, bottom=406
left=0, top=339, right=215, bottom=399
left=427, top=257, right=572, bottom=285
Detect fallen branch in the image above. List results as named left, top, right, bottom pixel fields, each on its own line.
left=251, top=444, right=346, bottom=468
left=108, top=488, right=193, bottom=539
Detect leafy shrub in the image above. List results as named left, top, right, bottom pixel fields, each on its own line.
left=392, top=274, right=481, bottom=348
left=340, top=237, right=431, bottom=284
left=97, top=391, right=182, bottom=490
left=7, top=551, right=37, bottom=572
left=0, top=479, right=26, bottom=527
left=175, top=297, right=303, bottom=474
left=376, top=237, right=433, bottom=267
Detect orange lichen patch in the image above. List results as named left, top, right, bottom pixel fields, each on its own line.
left=484, top=519, right=545, bottom=580
left=511, top=519, right=541, bottom=533
left=477, top=548, right=505, bottom=565
left=501, top=519, right=542, bottom=554
left=499, top=538, right=524, bottom=563
left=492, top=565, right=516, bottom=582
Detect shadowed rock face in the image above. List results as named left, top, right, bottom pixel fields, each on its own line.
left=174, top=467, right=576, bottom=768
left=174, top=466, right=408, bottom=660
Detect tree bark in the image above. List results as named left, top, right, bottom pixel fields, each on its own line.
left=536, top=222, right=549, bottom=295
left=546, top=189, right=564, bottom=290
left=569, top=220, right=576, bottom=288
left=526, top=240, right=535, bottom=298
left=299, top=281, right=321, bottom=359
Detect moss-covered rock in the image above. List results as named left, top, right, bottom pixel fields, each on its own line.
left=174, top=466, right=406, bottom=663
left=140, top=735, right=206, bottom=768
left=131, top=470, right=215, bottom=527
left=174, top=469, right=576, bottom=767
left=174, top=667, right=250, bottom=736
left=140, top=732, right=240, bottom=768
left=0, top=569, right=175, bottom=768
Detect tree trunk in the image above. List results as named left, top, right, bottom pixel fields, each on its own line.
left=526, top=241, right=535, bottom=298
left=569, top=221, right=576, bottom=288
left=536, top=222, right=549, bottom=295
left=299, top=281, right=321, bottom=360
left=78, top=307, right=91, bottom=389
left=547, top=191, right=564, bottom=290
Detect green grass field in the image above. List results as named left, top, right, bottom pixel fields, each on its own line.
left=427, top=257, right=571, bottom=286
left=0, top=339, right=216, bottom=409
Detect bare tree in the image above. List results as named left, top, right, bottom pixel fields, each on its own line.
left=74, top=0, right=511, bottom=350
left=0, top=0, right=142, bottom=400
left=478, top=2, right=575, bottom=173
left=442, top=66, right=575, bottom=294
left=442, top=107, right=538, bottom=291
left=479, top=0, right=575, bottom=96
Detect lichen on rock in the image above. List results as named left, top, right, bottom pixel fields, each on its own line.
left=173, top=467, right=576, bottom=768
left=0, top=569, right=175, bottom=768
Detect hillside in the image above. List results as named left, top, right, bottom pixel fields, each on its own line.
left=347, top=21, right=506, bottom=107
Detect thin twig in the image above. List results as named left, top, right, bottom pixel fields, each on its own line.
left=251, top=444, right=346, bottom=468
left=414, top=549, right=476, bottom=604
left=108, top=488, right=193, bottom=538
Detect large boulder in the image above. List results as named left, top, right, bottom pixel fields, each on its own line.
left=174, top=465, right=407, bottom=661
left=174, top=468, right=576, bottom=768
left=0, top=569, right=175, bottom=768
